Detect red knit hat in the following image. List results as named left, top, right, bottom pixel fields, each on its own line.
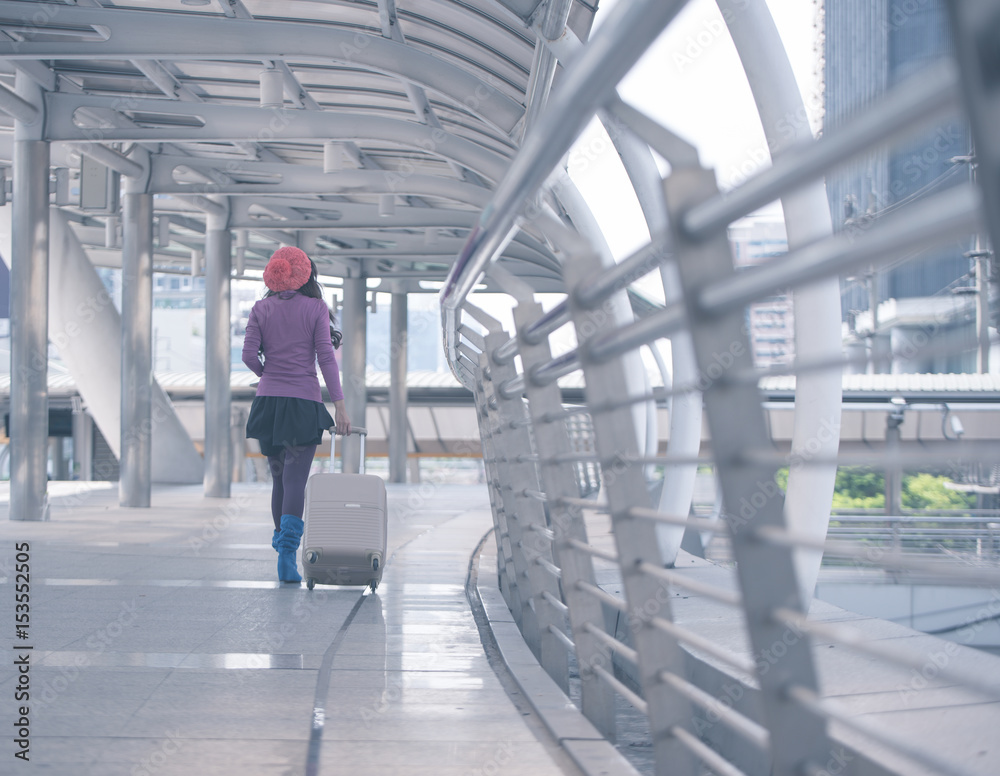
left=263, top=246, right=312, bottom=292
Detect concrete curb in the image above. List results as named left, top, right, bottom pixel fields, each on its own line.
left=476, top=553, right=641, bottom=776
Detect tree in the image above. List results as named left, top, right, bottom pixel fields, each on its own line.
left=902, top=473, right=976, bottom=511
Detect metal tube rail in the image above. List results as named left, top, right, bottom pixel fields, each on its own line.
left=528, top=349, right=582, bottom=386
left=699, top=183, right=982, bottom=316
left=649, top=615, right=756, bottom=675
left=628, top=506, right=728, bottom=535
left=586, top=301, right=687, bottom=364
left=566, top=538, right=619, bottom=565
left=541, top=591, right=569, bottom=613
left=498, top=373, right=526, bottom=399
left=459, top=324, right=485, bottom=350
left=670, top=726, right=748, bottom=776
left=526, top=523, right=555, bottom=540
left=491, top=237, right=674, bottom=365
left=493, top=301, right=570, bottom=364
left=754, top=526, right=1000, bottom=586
left=457, top=342, right=482, bottom=367
left=582, top=622, right=639, bottom=665
left=660, top=670, right=770, bottom=750
left=682, top=62, right=959, bottom=239
left=574, top=237, right=673, bottom=309
left=440, top=0, right=692, bottom=369
left=534, top=555, right=562, bottom=579
left=495, top=190, right=977, bottom=393
left=564, top=182, right=978, bottom=374
left=547, top=623, right=575, bottom=651
left=637, top=561, right=742, bottom=607
left=744, top=441, right=1000, bottom=469
left=576, top=580, right=627, bottom=612
left=592, top=664, right=648, bottom=714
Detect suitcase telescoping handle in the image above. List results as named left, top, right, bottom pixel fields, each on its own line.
left=329, top=426, right=367, bottom=474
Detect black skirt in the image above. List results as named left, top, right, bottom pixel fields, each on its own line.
left=246, top=396, right=335, bottom=457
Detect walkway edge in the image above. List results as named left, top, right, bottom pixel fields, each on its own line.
left=474, top=552, right=641, bottom=776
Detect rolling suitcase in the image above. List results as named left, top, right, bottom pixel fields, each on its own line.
left=302, top=427, right=387, bottom=591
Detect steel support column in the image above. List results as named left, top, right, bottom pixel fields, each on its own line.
left=204, top=213, right=232, bottom=498
left=9, top=78, right=49, bottom=521
left=341, top=276, right=367, bottom=473
left=72, top=403, right=93, bottom=482
left=389, top=291, right=408, bottom=483
left=120, top=192, right=153, bottom=507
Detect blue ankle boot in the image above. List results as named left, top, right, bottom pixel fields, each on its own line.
left=276, top=515, right=304, bottom=583
left=271, top=529, right=280, bottom=552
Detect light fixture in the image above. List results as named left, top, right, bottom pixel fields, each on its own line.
left=180, top=0, right=212, bottom=6
left=259, top=68, right=284, bottom=108
left=105, top=215, right=119, bottom=249
left=157, top=215, right=171, bottom=248
left=323, top=141, right=341, bottom=173
left=941, top=403, right=965, bottom=440
left=378, top=193, right=395, bottom=218
left=191, top=248, right=202, bottom=277
left=234, top=230, right=248, bottom=276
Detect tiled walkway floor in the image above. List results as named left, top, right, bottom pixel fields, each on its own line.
left=0, top=481, right=581, bottom=776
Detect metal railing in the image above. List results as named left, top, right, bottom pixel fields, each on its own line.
left=440, top=2, right=1000, bottom=775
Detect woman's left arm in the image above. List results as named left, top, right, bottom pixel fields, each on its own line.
left=241, top=306, right=264, bottom=376
left=314, top=303, right=344, bottom=403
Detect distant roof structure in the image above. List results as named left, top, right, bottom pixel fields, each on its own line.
left=4, top=370, right=997, bottom=403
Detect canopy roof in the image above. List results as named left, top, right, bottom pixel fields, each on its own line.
left=0, top=0, right=599, bottom=292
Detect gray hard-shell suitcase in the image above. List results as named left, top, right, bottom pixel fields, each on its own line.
left=302, top=427, right=387, bottom=591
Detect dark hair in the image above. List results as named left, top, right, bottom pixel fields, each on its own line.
left=260, top=258, right=341, bottom=350
left=263, top=258, right=323, bottom=300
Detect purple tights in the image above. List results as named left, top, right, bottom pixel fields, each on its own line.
left=267, top=444, right=317, bottom=530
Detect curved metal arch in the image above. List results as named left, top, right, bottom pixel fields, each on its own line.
left=44, top=94, right=511, bottom=182
left=149, top=155, right=497, bottom=204
left=229, top=198, right=480, bottom=230
left=0, top=0, right=524, bottom=134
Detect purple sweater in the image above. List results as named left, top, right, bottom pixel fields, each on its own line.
left=242, top=292, right=344, bottom=403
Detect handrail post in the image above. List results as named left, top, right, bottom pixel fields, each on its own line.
left=472, top=348, right=519, bottom=614
left=560, top=244, right=700, bottom=774
left=665, top=164, right=833, bottom=772
left=513, top=297, right=617, bottom=740
left=480, top=328, right=568, bottom=683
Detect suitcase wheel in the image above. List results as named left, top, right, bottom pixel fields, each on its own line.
left=307, top=577, right=316, bottom=590
left=369, top=580, right=378, bottom=593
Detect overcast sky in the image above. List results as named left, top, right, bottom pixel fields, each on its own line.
left=569, top=0, right=821, bottom=260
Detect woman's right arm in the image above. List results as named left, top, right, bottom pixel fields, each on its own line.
left=241, top=306, right=264, bottom=376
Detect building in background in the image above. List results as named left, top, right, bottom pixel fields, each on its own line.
left=729, top=218, right=795, bottom=369
left=823, top=0, right=997, bottom=372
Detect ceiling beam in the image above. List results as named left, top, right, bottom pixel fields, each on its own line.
left=45, top=93, right=511, bottom=182
left=0, top=0, right=523, bottom=133
left=229, top=200, right=479, bottom=231
left=149, top=155, right=494, bottom=202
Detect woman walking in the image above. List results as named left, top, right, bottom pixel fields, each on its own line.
left=243, top=247, right=351, bottom=583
